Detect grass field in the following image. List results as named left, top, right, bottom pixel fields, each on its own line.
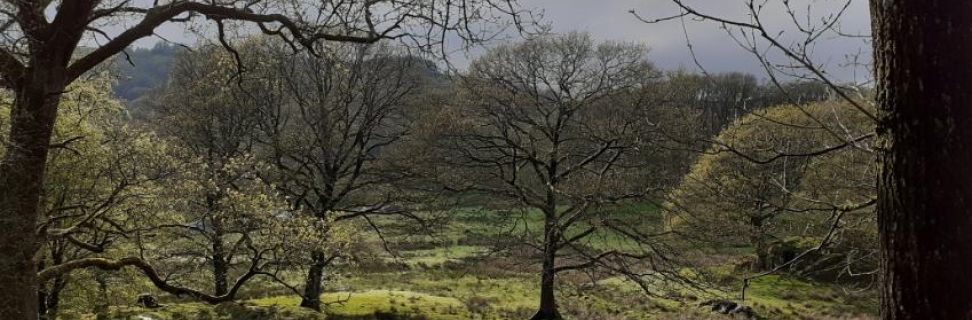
left=81, top=204, right=878, bottom=320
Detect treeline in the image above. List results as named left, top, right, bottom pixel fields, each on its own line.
left=111, top=43, right=180, bottom=102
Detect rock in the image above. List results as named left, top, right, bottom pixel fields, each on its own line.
left=136, top=293, right=162, bottom=308
left=699, top=299, right=756, bottom=319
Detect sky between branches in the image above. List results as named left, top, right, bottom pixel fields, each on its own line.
left=118, top=0, right=872, bottom=83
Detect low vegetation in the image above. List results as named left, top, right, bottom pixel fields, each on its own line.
left=59, top=205, right=878, bottom=320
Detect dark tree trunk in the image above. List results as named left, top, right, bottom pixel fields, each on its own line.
left=37, top=259, right=48, bottom=320
left=531, top=213, right=562, bottom=320
left=299, top=251, right=329, bottom=311
left=871, top=1, right=972, bottom=319
left=211, top=242, right=229, bottom=296
left=42, top=275, right=66, bottom=320
left=36, top=291, right=46, bottom=320
left=40, top=244, right=67, bottom=320
left=94, top=271, right=109, bottom=320
left=0, top=65, right=66, bottom=320
left=750, top=216, right=769, bottom=271
left=210, top=216, right=229, bottom=296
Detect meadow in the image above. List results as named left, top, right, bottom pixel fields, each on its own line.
left=82, top=205, right=878, bottom=320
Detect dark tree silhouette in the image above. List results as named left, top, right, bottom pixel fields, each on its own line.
left=871, top=1, right=972, bottom=318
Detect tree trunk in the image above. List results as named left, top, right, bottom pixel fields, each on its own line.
left=871, top=1, right=972, bottom=319
left=531, top=214, right=562, bottom=320
left=299, top=251, right=329, bottom=311
left=39, top=274, right=66, bottom=320
left=0, top=70, right=65, bottom=320
left=39, top=246, right=67, bottom=320
left=211, top=243, right=229, bottom=296
left=752, top=233, right=769, bottom=271
left=750, top=215, right=769, bottom=270
left=210, top=216, right=229, bottom=296
left=94, top=271, right=109, bottom=320
left=37, top=259, right=48, bottom=320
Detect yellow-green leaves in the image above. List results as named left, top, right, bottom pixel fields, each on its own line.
left=666, top=101, right=876, bottom=248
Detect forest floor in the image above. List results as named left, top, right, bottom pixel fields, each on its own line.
left=87, top=205, right=878, bottom=320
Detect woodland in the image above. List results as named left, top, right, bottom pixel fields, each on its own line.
left=0, top=1, right=969, bottom=320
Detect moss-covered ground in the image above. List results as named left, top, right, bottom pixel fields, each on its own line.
left=78, top=204, right=877, bottom=320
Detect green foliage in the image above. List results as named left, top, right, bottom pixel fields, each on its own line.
left=0, top=74, right=182, bottom=318
left=666, top=101, right=877, bottom=279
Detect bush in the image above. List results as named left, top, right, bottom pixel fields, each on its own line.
left=766, top=236, right=868, bottom=282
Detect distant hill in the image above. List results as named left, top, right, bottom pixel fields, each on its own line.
left=111, top=43, right=181, bottom=102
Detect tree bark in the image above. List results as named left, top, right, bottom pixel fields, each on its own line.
left=210, top=215, right=229, bottom=296
left=212, top=241, right=229, bottom=296
left=0, top=66, right=66, bottom=320
left=750, top=215, right=769, bottom=270
left=871, top=1, right=972, bottom=319
left=94, top=271, right=109, bottom=320
left=531, top=213, right=562, bottom=320
left=36, top=270, right=66, bottom=320
left=299, top=251, right=329, bottom=311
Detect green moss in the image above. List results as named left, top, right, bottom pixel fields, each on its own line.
left=87, top=302, right=325, bottom=320
left=253, top=290, right=469, bottom=320
left=77, top=204, right=876, bottom=320
left=399, top=245, right=488, bottom=267
left=744, top=275, right=877, bottom=317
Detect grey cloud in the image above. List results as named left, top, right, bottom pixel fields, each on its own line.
left=524, top=0, right=872, bottom=82
left=118, top=0, right=871, bottom=82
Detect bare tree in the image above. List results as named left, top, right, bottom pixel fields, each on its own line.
left=251, top=41, right=424, bottom=310
left=437, top=32, right=668, bottom=320
left=0, top=1, right=530, bottom=318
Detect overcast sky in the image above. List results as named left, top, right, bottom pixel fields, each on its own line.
left=135, top=0, right=872, bottom=83
left=522, top=0, right=873, bottom=83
